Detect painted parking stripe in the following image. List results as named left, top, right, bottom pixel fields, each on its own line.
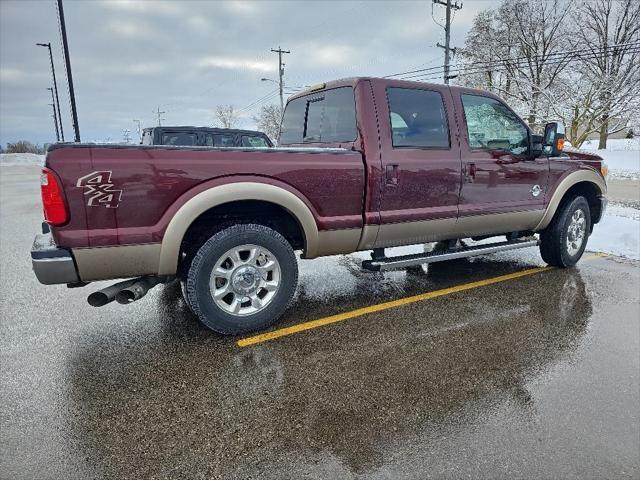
left=237, top=254, right=607, bottom=347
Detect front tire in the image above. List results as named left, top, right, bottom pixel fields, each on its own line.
left=539, top=196, right=591, bottom=268
left=185, top=224, right=298, bottom=334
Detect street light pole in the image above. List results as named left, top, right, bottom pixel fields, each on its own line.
left=56, top=0, right=80, bottom=142
left=37, top=42, right=64, bottom=141
left=47, top=87, right=60, bottom=141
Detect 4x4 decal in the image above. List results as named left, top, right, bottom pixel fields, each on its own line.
left=76, top=171, right=122, bottom=208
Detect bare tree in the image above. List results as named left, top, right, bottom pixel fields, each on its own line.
left=573, top=0, right=640, bottom=148
left=252, top=104, right=282, bottom=144
left=214, top=105, right=239, bottom=129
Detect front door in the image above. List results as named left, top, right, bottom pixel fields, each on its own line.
left=373, top=81, right=462, bottom=247
left=453, top=91, right=549, bottom=219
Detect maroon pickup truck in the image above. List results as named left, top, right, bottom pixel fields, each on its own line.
left=32, top=77, right=607, bottom=334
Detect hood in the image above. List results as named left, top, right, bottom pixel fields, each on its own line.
left=563, top=147, right=603, bottom=162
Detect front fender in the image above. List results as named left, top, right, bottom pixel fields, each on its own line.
left=535, top=169, right=606, bottom=231
left=157, top=182, right=319, bottom=275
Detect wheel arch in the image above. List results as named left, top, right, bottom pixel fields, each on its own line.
left=535, top=170, right=606, bottom=231
left=157, top=182, right=319, bottom=275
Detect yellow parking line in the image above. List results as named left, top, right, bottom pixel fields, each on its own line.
left=237, top=254, right=606, bottom=347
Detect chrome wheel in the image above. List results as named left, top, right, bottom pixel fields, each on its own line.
left=209, top=244, right=281, bottom=316
left=566, top=209, right=587, bottom=256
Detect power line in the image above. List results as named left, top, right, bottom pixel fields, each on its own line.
left=405, top=44, right=640, bottom=82
left=383, top=40, right=640, bottom=81
left=236, top=89, right=280, bottom=114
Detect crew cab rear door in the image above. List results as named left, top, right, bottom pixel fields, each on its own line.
left=372, top=80, right=462, bottom=246
left=452, top=90, right=549, bottom=217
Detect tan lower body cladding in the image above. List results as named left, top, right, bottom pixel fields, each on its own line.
left=359, top=210, right=545, bottom=250
left=73, top=210, right=543, bottom=281
left=73, top=243, right=162, bottom=281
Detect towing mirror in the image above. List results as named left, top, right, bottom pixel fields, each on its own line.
left=531, top=134, right=544, bottom=158
left=543, top=122, right=566, bottom=156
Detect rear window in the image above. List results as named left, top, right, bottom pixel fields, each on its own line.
left=241, top=135, right=270, bottom=148
left=161, top=132, right=197, bottom=146
left=387, top=87, right=449, bottom=149
left=280, top=86, right=357, bottom=144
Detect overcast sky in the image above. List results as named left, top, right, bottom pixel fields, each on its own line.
left=0, top=0, right=493, bottom=145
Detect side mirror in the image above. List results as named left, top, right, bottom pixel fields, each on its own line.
left=543, top=122, right=566, bottom=156
left=531, top=134, right=543, bottom=158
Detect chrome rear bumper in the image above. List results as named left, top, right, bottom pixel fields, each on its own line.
left=31, top=232, right=79, bottom=285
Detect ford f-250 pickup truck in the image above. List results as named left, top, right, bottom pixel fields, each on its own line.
left=32, top=77, right=607, bottom=334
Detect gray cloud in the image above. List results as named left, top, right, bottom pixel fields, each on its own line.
left=0, top=0, right=491, bottom=145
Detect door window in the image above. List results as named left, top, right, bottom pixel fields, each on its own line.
left=387, top=87, right=450, bottom=149
left=160, top=132, right=197, bottom=146
left=461, top=94, right=529, bottom=155
left=204, top=133, right=235, bottom=147
left=241, top=135, right=270, bottom=147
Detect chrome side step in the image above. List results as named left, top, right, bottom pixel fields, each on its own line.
left=361, top=238, right=540, bottom=272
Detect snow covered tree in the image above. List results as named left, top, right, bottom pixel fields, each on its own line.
left=458, top=0, right=572, bottom=129
left=252, top=104, right=282, bottom=144
left=572, top=0, right=640, bottom=148
left=214, top=105, right=239, bottom=129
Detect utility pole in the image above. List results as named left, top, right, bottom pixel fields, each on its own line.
left=133, top=119, right=142, bottom=141
left=47, top=88, right=60, bottom=141
left=433, top=0, right=462, bottom=84
left=56, top=0, right=80, bottom=142
left=155, top=106, right=166, bottom=126
left=37, top=42, right=64, bottom=141
left=270, top=46, right=290, bottom=111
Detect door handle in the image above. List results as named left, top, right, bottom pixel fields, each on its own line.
left=465, top=162, right=476, bottom=182
left=386, top=164, right=399, bottom=186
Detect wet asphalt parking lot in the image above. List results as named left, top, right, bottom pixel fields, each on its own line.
left=1, top=165, right=639, bottom=479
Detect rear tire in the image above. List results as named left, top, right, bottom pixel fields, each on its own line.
left=539, top=196, right=591, bottom=268
left=185, top=224, right=298, bottom=334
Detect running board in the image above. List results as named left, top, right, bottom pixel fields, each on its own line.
left=361, top=239, right=540, bottom=272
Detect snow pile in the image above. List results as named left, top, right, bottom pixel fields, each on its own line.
left=580, top=138, right=640, bottom=180
left=589, top=205, right=639, bottom=260
left=0, top=153, right=45, bottom=166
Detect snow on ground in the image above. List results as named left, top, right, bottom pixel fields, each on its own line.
left=589, top=205, right=640, bottom=260
left=0, top=153, right=45, bottom=166
left=580, top=138, right=640, bottom=180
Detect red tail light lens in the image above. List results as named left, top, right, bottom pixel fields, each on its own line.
left=40, top=168, right=68, bottom=226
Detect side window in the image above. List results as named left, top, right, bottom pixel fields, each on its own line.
left=161, top=132, right=197, bottom=146
left=461, top=94, right=529, bottom=155
left=241, top=135, right=270, bottom=147
left=205, top=134, right=235, bottom=147
left=280, top=86, right=357, bottom=144
left=387, top=87, right=450, bottom=149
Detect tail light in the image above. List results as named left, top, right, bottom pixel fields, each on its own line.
left=40, top=168, right=68, bottom=226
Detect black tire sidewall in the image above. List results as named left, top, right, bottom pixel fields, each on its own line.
left=186, top=224, right=298, bottom=334
left=558, top=196, right=591, bottom=267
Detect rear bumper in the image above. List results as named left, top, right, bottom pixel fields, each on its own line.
left=31, top=232, right=79, bottom=285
